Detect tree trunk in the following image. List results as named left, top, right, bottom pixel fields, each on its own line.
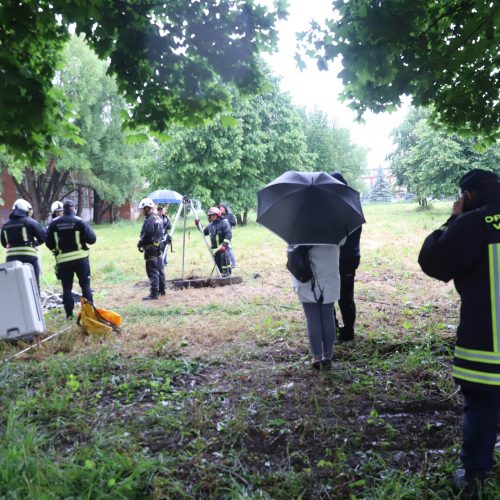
left=242, top=210, right=248, bottom=226
left=12, top=158, right=70, bottom=222
left=93, top=190, right=103, bottom=224
left=236, top=213, right=243, bottom=225
left=77, top=188, right=84, bottom=217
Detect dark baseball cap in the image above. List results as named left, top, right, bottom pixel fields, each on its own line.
left=459, top=169, right=499, bottom=192
left=63, top=199, right=75, bottom=208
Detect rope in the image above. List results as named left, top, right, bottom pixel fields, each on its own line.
left=2, top=325, right=73, bottom=364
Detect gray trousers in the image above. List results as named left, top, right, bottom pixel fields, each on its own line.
left=302, top=302, right=336, bottom=359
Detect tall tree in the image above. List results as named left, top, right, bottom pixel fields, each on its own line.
left=148, top=79, right=308, bottom=224
left=389, top=107, right=500, bottom=207
left=0, top=1, right=286, bottom=163
left=300, top=1, right=499, bottom=142
left=1, top=36, right=144, bottom=221
left=300, top=110, right=367, bottom=190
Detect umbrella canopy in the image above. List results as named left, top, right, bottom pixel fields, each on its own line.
left=257, top=171, right=365, bottom=245
left=147, top=189, right=183, bottom=204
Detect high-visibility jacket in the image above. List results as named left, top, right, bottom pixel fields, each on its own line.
left=418, top=184, right=500, bottom=391
left=0, top=209, right=46, bottom=258
left=46, top=210, right=96, bottom=264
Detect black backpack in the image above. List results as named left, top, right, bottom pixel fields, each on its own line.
left=286, top=245, right=313, bottom=282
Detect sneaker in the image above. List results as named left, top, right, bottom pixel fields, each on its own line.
left=321, top=358, right=332, bottom=369
left=311, top=359, right=321, bottom=370
left=451, top=469, right=485, bottom=499
left=337, top=326, right=354, bottom=342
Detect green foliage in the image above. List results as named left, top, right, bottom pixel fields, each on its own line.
left=0, top=1, right=286, bottom=164
left=147, top=78, right=309, bottom=218
left=1, top=36, right=145, bottom=221
left=301, top=1, right=499, bottom=142
left=300, top=109, right=367, bottom=190
left=389, top=107, right=500, bottom=203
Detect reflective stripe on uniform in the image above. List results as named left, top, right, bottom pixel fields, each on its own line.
left=55, top=249, right=89, bottom=263
left=453, top=365, right=500, bottom=385
left=22, top=227, right=28, bottom=242
left=489, top=243, right=500, bottom=352
left=455, top=346, right=500, bottom=364
left=54, top=233, right=60, bottom=252
left=6, top=246, right=38, bottom=257
left=75, top=230, right=82, bottom=250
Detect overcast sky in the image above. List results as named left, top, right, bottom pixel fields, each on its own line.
left=261, top=0, right=410, bottom=169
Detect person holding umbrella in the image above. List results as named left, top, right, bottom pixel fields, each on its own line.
left=257, top=171, right=365, bottom=370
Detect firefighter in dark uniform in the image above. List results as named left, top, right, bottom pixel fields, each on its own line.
left=138, top=198, right=165, bottom=300
left=157, top=205, right=172, bottom=262
left=196, top=206, right=232, bottom=276
left=418, top=169, right=500, bottom=495
left=50, top=200, right=63, bottom=220
left=1, top=199, right=46, bottom=290
left=219, top=202, right=237, bottom=268
left=46, top=199, right=96, bottom=318
left=330, top=172, right=362, bottom=342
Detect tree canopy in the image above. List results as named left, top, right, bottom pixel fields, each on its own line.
left=389, top=107, right=500, bottom=206
left=147, top=78, right=308, bottom=223
left=1, top=36, right=145, bottom=221
left=300, top=0, right=499, bottom=142
left=300, top=110, right=366, bottom=190
left=0, top=0, right=286, bottom=163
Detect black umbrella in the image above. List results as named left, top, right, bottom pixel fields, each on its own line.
left=257, top=171, right=365, bottom=245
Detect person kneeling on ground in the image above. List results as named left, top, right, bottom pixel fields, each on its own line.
left=195, top=207, right=232, bottom=277
left=138, top=198, right=165, bottom=300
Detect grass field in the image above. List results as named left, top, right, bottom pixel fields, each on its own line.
left=0, top=202, right=498, bottom=498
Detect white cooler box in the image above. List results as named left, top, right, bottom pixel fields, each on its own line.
left=0, top=261, right=46, bottom=340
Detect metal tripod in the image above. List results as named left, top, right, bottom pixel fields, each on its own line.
left=161, top=196, right=222, bottom=279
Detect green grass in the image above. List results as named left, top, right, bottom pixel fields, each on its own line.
left=0, top=202, right=499, bottom=498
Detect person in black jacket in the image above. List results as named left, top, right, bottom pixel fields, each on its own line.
left=196, top=206, right=232, bottom=276
left=46, top=199, right=96, bottom=318
left=138, top=198, right=165, bottom=300
left=157, top=205, right=172, bottom=262
left=219, top=203, right=237, bottom=268
left=418, top=169, right=500, bottom=495
left=329, top=172, right=362, bottom=342
left=1, top=199, right=46, bottom=290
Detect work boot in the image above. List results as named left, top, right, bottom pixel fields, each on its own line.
left=143, top=292, right=159, bottom=301
left=452, top=469, right=485, bottom=499
left=159, top=286, right=166, bottom=296
left=337, top=326, right=354, bottom=342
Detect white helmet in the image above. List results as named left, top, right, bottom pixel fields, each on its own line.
left=13, top=199, right=32, bottom=214
left=51, top=201, right=63, bottom=213
left=139, top=198, right=155, bottom=209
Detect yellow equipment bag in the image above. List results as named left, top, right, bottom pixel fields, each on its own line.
left=77, top=298, right=122, bottom=336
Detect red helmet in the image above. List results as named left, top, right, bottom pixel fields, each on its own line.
left=207, top=207, right=221, bottom=217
